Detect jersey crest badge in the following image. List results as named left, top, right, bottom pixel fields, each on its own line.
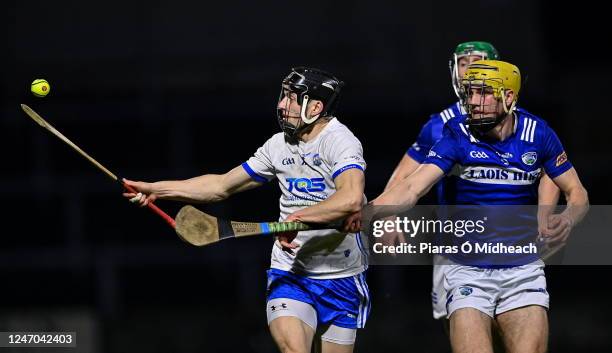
left=521, top=151, right=537, bottom=166
left=459, top=286, right=473, bottom=296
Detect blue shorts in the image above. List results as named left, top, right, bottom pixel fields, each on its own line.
left=266, top=269, right=371, bottom=329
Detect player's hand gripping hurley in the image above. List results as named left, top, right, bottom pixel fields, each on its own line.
left=21, top=104, right=325, bottom=246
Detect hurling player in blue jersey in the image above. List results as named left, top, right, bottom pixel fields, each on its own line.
left=385, top=41, right=499, bottom=193
left=371, top=60, right=588, bottom=353
left=384, top=42, right=561, bottom=328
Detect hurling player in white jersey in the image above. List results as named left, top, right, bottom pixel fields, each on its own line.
left=361, top=60, right=588, bottom=353
left=383, top=41, right=561, bottom=340
left=123, top=67, right=369, bottom=353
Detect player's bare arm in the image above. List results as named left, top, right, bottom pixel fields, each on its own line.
left=287, top=168, right=364, bottom=224
left=541, top=167, right=589, bottom=243
left=122, top=165, right=262, bottom=206
left=384, top=154, right=420, bottom=191
left=372, top=163, right=444, bottom=209
left=376, top=154, right=421, bottom=246
left=537, top=172, right=562, bottom=238
left=342, top=164, right=445, bottom=233
left=539, top=172, right=561, bottom=205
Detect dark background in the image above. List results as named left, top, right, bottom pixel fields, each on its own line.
left=1, top=0, right=610, bottom=352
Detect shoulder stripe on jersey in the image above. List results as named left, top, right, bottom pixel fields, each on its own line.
left=529, top=120, right=537, bottom=143
left=440, top=110, right=449, bottom=122
left=520, top=118, right=530, bottom=141
left=459, top=123, right=479, bottom=143
left=447, top=109, right=455, bottom=118
left=520, top=118, right=537, bottom=143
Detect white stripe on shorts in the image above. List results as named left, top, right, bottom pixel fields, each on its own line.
left=353, top=273, right=370, bottom=328
left=359, top=273, right=371, bottom=326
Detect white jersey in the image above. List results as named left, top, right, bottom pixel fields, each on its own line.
left=243, top=118, right=368, bottom=279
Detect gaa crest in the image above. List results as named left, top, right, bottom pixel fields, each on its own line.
left=521, top=151, right=537, bottom=166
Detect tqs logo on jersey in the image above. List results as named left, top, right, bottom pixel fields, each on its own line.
left=469, top=151, right=490, bottom=159
left=521, top=152, right=538, bottom=166
left=286, top=178, right=326, bottom=193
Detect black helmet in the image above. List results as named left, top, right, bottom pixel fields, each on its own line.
left=277, top=67, right=344, bottom=137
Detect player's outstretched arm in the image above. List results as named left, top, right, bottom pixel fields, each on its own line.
left=122, top=165, right=263, bottom=206
left=554, top=167, right=589, bottom=220
left=537, top=172, right=561, bottom=236
left=384, top=116, right=436, bottom=192
left=384, top=154, right=421, bottom=192
left=538, top=172, right=561, bottom=205
left=287, top=169, right=365, bottom=224
left=372, top=163, right=444, bottom=210
left=542, top=167, right=589, bottom=243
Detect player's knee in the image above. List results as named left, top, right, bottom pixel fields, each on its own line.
left=508, top=338, right=547, bottom=353
left=506, top=344, right=546, bottom=353
left=276, top=340, right=309, bottom=353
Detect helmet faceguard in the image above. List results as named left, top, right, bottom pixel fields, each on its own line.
left=277, top=67, right=344, bottom=139
left=461, top=60, right=521, bottom=135
left=449, top=41, right=500, bottom=102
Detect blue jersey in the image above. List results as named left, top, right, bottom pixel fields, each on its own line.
left=423, top=108, right=572, bottom=266
left=407, top=102, right=465, bottom=202
left=407, top=102, right=465, bottom=163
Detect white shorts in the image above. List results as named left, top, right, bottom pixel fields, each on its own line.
left=431, top=255, right=451, bottom=319
left=443, top=259, right=549, bottom=318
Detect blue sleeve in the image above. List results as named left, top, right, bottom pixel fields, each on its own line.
left=241, top=162, right=270, bottom=183
left=422, top=124, right=461, bottom=174
left=407, top=118, right=436, bottom=163
left=541, top=126, right=573, bottom=178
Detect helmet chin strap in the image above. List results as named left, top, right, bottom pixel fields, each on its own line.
left=502, top=89, right=517, bottom=114
left=501, top=88, right=509, bottom=114
left=451, top=55, right=462, bottom=99
left=299, top=95, right=321, bottom=124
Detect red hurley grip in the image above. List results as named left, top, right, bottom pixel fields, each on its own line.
left=123, top=182, right=176, bottom=228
